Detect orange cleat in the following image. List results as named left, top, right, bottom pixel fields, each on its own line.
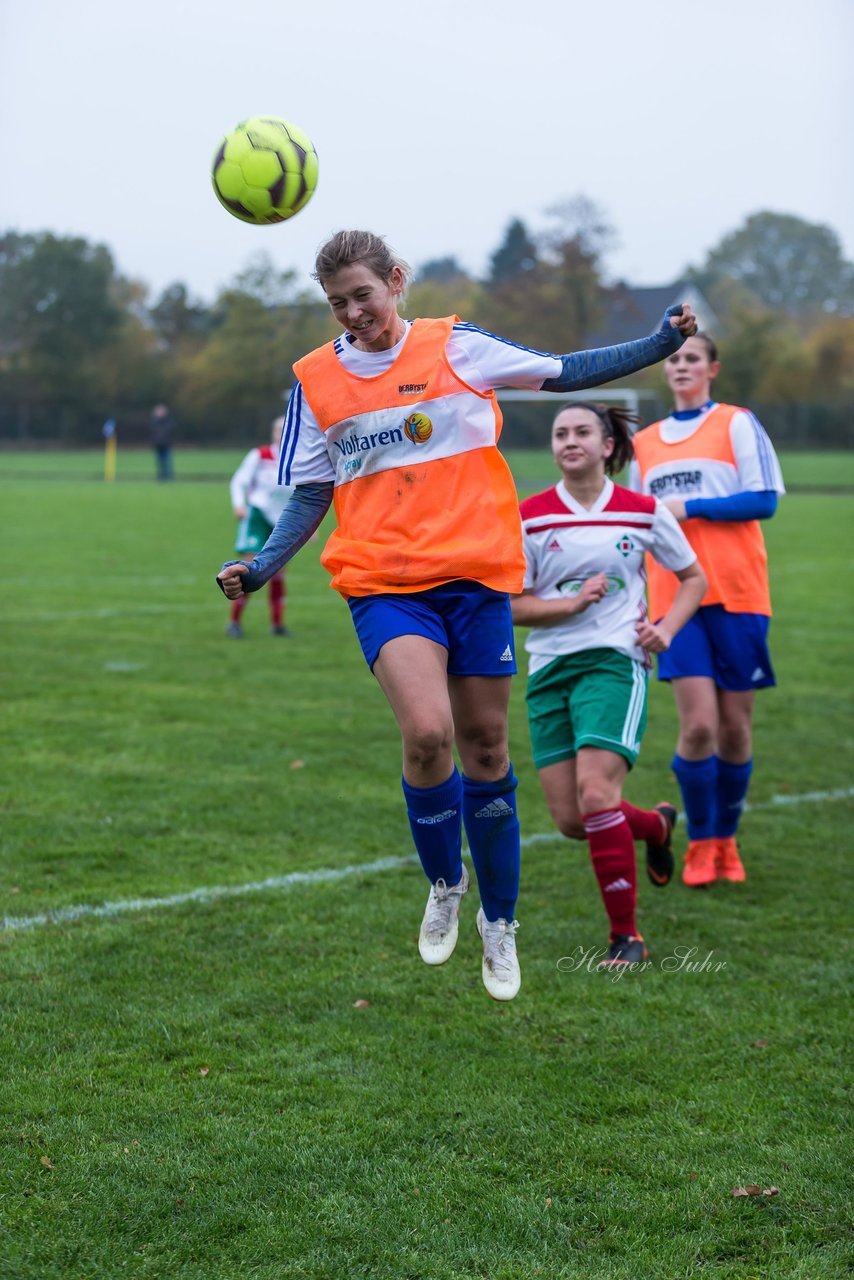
left=681, top=838, right=719, bottom=887
left=716, top=837, right=746, bottom=882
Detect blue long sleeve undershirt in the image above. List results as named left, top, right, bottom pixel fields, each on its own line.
left=684, top=490, right=778, bottom=522
left=217, top=481, right=334, bottom=594
left=540, top=305, right=688, bottom=391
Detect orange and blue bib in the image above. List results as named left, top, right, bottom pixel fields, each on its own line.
left=294, top=317, right=525, bottom=598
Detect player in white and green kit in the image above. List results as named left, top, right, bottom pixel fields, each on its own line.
left=512, top=402, right=706, bottom=967
left=226, top=416, right=294, bottom=637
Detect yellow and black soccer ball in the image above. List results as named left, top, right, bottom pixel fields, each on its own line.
left=211, top=116, right=318, bottom=224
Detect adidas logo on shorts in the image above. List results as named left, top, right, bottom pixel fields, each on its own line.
left=499, top=645, right=513, bottom=662
left=474, top=798, right=514, bottom=819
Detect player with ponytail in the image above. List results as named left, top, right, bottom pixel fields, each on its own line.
left=513, top=402, right=706, bottom=967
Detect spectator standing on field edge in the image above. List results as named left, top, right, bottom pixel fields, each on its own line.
left=149, top=403, right=175, bottom=481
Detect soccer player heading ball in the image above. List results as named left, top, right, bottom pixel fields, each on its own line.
left=217, top=229, right=697, bottom=1000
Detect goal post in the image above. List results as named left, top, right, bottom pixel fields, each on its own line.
left=495, top=387, right=662, bottom=447
left=496, top=388, right=657, bottom=415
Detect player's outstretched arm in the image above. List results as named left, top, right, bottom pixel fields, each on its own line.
left=541, top=304, right=698, bottom=392
left=216, top=481, right=333, bottom=597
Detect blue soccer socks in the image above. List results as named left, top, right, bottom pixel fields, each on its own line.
left=461, top=766, right=520, bottom=923
left=672, top=753, right=718, bottom=841
left=715, top=757, right=753, bottom=838
left=402, top=769, right=464, bottom=887
left=672, top=753, right=753, bottom=841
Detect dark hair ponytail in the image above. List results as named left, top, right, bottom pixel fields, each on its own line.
left=692, top=331, right=719, bottom=361
left=555, top=401, right=641, bottom=475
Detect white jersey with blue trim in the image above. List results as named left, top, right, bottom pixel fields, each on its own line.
left=627, top=402, right=786, bottom=497
left=279, top=322, right=563, bottom=485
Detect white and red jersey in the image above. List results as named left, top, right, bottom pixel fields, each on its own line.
left=230, top=445, right=294, bottom=526
left=519, top=478, right=696, bottom=673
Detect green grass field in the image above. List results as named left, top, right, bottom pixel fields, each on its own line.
left=1, top=453, right=852, bottom=1278
left=2, top=446, right=854, bottom=490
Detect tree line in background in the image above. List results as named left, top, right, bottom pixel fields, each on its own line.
left=0, top=200, right=852, bottom=449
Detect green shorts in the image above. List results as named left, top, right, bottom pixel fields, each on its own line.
left=235, top=507, right=274, bottom=555
left=525, top=648, right=649, bottom=769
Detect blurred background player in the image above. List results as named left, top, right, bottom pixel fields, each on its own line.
left=513, top=402, right=705, bottom=968
left=630, top=334, right=785, bottom=887
left=226, top=415, right=294, bottom=638
left=217, top=229, right=697, bottom=1000
left=149, top=403, right=175, bottom=482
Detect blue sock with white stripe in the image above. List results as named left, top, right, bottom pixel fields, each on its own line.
left=462, top=766, right=520, bottom=922
left=402, top=769, right=463, bottom=886
left=715, top=757, right=753, bottom=838
left=672, top=754, right=718, bottom=840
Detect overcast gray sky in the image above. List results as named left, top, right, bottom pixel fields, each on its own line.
left=2, top=0, right=851, bottom=304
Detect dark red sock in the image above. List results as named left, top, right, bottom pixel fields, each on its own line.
left=269, top=573, right=285, bottom=627
left=620, top=799, right=667, bottom=844
left=584, top=808, right=638, bottom=937
left=230, top=596, right=248, bottom=623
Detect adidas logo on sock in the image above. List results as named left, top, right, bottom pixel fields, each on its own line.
left=499, top=645, right=513, bottom=662
left=416, top=809, right=457, bottom=825
left=605, top=877, right=632, bottom=892
left=474, top=798, right=514, bottom=819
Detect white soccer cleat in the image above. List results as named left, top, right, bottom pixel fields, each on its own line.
left=418, top=864, right=469, bottom=965
left=476, top=907, right=521, bottom=1001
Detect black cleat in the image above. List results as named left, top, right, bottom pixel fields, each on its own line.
left=271, top=625, right=291, bottom=637
left=598, top=934, right=649, bottom=969
left=645, top=802, right=677, bottom=887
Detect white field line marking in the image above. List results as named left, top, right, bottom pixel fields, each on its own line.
left=3, top=786, right=853, bottom=934
left=1, top=855, right=419, bottom=933
left=1, top=604, right=206, bottom=623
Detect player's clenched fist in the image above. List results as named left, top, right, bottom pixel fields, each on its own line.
left=571, top=572, right=609, bottom=614
left=669, top=303, right=698, bottom=338
left=217, top=562, right=249, bottom=599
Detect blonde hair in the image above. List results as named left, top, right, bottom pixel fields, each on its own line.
left=312, top=230, right=413, bottom=301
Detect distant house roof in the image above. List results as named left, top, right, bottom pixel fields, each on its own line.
left=585, top=281, right=718, bottom=347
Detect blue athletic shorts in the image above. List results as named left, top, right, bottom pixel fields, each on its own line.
left=656, top=605, right=776, bottom=691
left=348, top=580, right=517, bottom=675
